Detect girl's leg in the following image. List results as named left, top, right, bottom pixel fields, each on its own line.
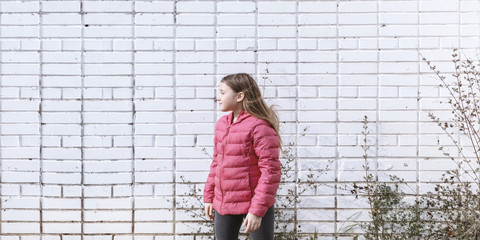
left=214, top=210, right=244, bottom=240
left=249, top=206, right=275, bottom=240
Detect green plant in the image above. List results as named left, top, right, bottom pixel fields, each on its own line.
left=176, top=174, right=215, bottom=239
left=273, top=139, right=333, bottom=240
left=350, top=49, right=480, bottom=240
left=350, top=116, right=426, bottom=240
left=419, top=48, right=480, bottom=239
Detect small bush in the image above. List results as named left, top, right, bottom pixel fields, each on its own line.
left=350, top=116, right=426, bottom=240
left=352, top=49, right=480, bottom=239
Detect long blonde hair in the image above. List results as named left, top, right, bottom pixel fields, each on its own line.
left=221, top=73, right=283, bottom=151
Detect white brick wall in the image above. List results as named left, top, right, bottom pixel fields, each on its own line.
left=0, top=0, right=479, bottom=238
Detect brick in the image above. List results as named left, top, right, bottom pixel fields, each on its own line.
left=299, top=63, right=337, bottom=74
left=43, top=210, right=81, bottom=222
left=379, top=1, right=418, bottom=12
left=84, top=223, right=132, bottom=233
left=43, top=160, right=80, bottom=172
left=299, top=2, right=337, bottom=13
left=135, top=2, right=174, bottom=13
left=2, top=1, right=39, bottom=12
left=83, top=1, right=132, bottom=12
left=176, top=52, right=213, bottom=63
left=2, top=223, right=40, bottom=233
left=318, top=39, right=338, bottom=50
left=258, top=39, right=277, bottom=50
left=217, top=51, right=255, bottom=63
left=339, top=13, right=376, bottom=25
left=2, top=185, right=21, bottom=195
left=340, top=50, right=377, bottom=62
left=380, top=62, right=419, bottom=73
left=340, top=63, right=377, bottom=74
left=259, top=14, right=296, bottom=25
left=339, top=2, right=376, bottom=12
left=299, top=99, right=336, bottom=110
left=340, top=26, right=378, bottom=37
left=420, top=1, right=459, bottom=12
left=300, top=51, right=336, bottom=62
left=218, top=14, right=255, bottom=25
left=176, top=14, right=215, bottom=25
left=380, top=50, right=418, bottom=61
left=2, top=148, right=39, bottom=159
left=258, top=2, right=296, bottom=13
left=2, top=14, right=39, bottom=25
left=258, top=51, right=296, bottom=62
left=177, top=26, right=215, bottom=38
left=339, top=99, right=377, bottom=110
left=299, top=26, right=337, bottom=37
left=380, top=75, right=418, bottom=86
left=298, top=39, right=317, bottom=50
left=135, top=14, right=174, bottom=25
left=177, top=2, right=214, bottom=13
left=380, top=13, right=419, bottom=24
left=217, top=2, right=255, bottom=13
left=420, top=25, right=460, bottom=37
left=260, top=26, right=297, bottom=38
left=421, top=13, right=459, bottom=24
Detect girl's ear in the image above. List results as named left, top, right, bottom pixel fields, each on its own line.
left=237, top=92, right=245, bottom=102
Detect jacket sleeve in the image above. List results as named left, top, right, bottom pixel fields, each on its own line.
left=248, top=122, right=281, bottom=217
left=203, top=133, right=218, bottom=203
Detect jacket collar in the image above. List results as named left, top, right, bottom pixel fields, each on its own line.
left=226, top=108, right=249, bottom=126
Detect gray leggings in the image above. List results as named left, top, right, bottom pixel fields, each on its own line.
left=214, top=206, right=275, bottom=240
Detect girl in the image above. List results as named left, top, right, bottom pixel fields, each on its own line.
left=203, top=73, right=282, bottom=240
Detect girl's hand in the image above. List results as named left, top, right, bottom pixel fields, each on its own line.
left=242, top=212, right=262, bottom=233
left=204, top=203, right=214, bottom=220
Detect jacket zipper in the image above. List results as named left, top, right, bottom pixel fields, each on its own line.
left=219, top=111, right=242, bottom=212
left=219, top=125, right=231, bottom=211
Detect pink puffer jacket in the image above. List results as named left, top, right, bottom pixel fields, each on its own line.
left=203, top=109, right=281, bottom=217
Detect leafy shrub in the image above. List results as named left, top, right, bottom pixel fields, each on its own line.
left=352, top=49, right=480, bottom=240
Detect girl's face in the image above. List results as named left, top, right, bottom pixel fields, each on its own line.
left=217, top=82, right=244, bottom=112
